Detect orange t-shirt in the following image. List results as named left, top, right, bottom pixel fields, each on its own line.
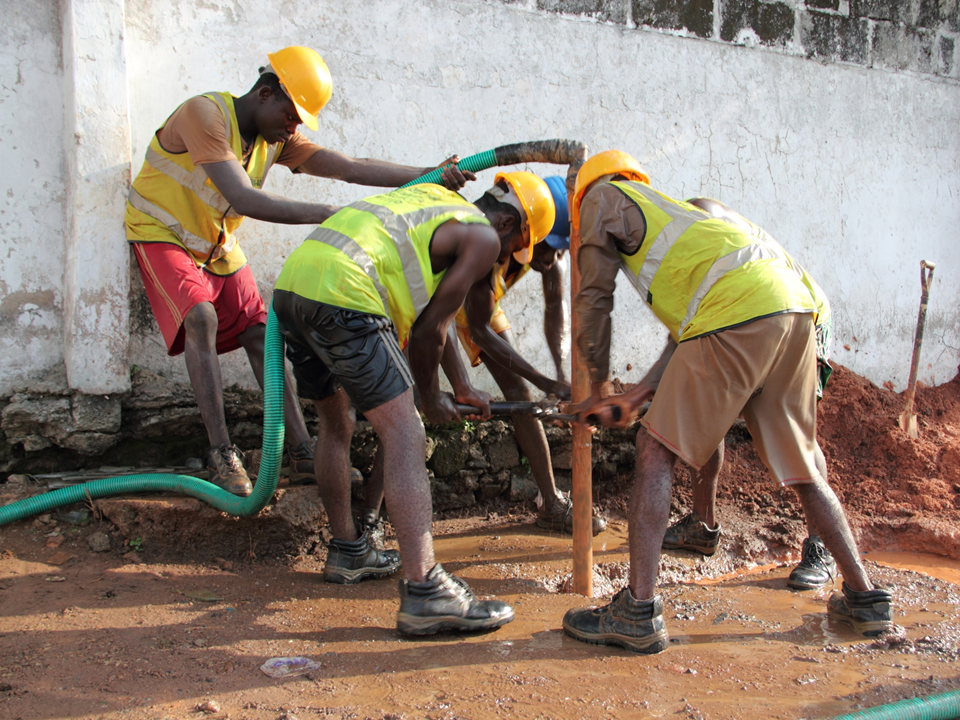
left=155, top=95, right=321, bottom=170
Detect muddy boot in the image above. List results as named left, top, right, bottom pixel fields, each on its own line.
left=323, top=530, right=401, bottom=584
left=661, top=511, right=721, bottom=555
left=206, top=444, right=253, bottom=497
left=787, top=536, right=836, bottom=590
left=536, top=495, right=607, bottom=536
left=828, top=582, right=894, bottom=637
left=562, top=588, right=669, bottom=654
left=396, top=564, right=515, bottom=636
left=358, top=508, right=385, bottom=550
left=287, top=437, right=317, bottom=485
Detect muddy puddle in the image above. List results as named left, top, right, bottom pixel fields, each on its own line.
left=1, top=516, right=958, bottom=720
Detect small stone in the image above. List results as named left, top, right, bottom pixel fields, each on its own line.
left=197, top=699, right=221, bottom=714
left=123, top=551, right=143, bottom=564
left=185, top=457, right=205, bottom=471
left=88, top=532, right=111, bottom=553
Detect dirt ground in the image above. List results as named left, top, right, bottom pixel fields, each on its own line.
left=1, top=364, right=959, bottom=720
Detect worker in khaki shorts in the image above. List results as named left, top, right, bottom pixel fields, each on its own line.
left=125, top=46, right=471, bottom=496
left=561, top=150, right=893, bottom=654
left=661, top=197, right=839, bottom=591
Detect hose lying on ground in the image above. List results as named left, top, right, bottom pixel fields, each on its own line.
left=832, top=689, right=960, bottom=719
left=0, top=307, right=287, bottom=527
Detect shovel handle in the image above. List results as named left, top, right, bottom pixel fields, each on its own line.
left=902, top=260, right=936, bottom=421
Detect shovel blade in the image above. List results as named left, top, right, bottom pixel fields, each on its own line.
left=898, top=411, right=919, bottom=439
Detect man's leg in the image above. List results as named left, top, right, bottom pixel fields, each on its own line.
left=562, top=429, right=673, bottom=653
left=787, top=442, right=838, bottom=589
left=311, top=388, right=358, bottom=541
left=630, top=432, right=678, bottom=599
left=238, top=323, right=312, bottom=448
left=183, top=302, right=231, bottom=448
left=662, top=442, right=723, bottom=554
left=791, top=469, right=871, bottom=593
left=362, top=389, right=434, bottom=581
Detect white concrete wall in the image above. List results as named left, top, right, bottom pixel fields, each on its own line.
left=4, top=0, right=959, bottom=405
left=0, top=0, right=68, bottom=395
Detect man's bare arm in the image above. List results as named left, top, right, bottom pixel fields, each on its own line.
left=463, top=279, right=569, bottom=399
left=203, top=159, right=337, bottom=224
left=408, top=223, right=499, bottom=422
left=298, top=149, right=475, bottom=189
left=540, top=261, right=566, bottom=382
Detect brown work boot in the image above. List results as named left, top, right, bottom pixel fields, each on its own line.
left=206, top=444, right=253, bottom=497
left=661, top=511, right=721, bottom=555
left=536, top=494, right=607, bottom=536
left=287, top=437, right=316, bottom=485
left=562, top=588, right=669, bottom=654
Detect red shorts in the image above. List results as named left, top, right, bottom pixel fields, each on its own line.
left=132, top=242, right=267, bottom=356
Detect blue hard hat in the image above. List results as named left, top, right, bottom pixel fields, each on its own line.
left=543, top=175, right=570, bottom=250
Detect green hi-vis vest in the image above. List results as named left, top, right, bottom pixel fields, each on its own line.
left=125, top=92, right=283, bottom=276
left=610, top=181, right=817, bottom=342
left=275, top=185, right=491, bottom=347
left=733, top=216, right=831, bottom=327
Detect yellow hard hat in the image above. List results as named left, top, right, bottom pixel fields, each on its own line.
left=495, top=171, right=556, bottom=264
left=266, top=46, right=333, bottom=132
left=571, top=150, right=650, bottom=231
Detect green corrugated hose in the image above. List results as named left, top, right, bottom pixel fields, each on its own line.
left=834, top=689, right=960, bottom=719
left=0, top=306, right=286, bottom=526
left=399, top=139, right=589, bottom=188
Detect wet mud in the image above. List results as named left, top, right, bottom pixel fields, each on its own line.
left=1, top=518, right=958, bottom=720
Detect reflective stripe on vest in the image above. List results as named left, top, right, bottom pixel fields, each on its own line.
left=307, top=200, right=484, bottom=321
left=126, top=92, right=282, bottom=273
left=610, top=180, right=815, bottom=340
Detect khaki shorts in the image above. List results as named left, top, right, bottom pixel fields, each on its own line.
left=641, top=312, right=820, bottom=487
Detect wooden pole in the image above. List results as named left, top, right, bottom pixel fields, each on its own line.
left=567, top=171, right=593, bottom=597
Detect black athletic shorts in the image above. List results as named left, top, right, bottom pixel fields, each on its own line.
left=272, top=290, right=414, bottom=413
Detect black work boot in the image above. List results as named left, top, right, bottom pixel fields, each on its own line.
left=536, top=494, right=608, bottom=536
left=323, top=530, right=401, bottom=584
left=358, top=508, right=385, bottom=550
left=661, top=511, right=721, bottom=555
left=787, top=536, right=837, bottom=590
left=827, top=582, right=894, bottom=637
left=396, top=564, right=515, bottom=636
left=562, top=588, right=669, bottom=654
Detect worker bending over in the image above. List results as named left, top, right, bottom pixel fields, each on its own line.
left=272, top=175, right=554, bottom=635
left=126, top=46, right=470, bottom=496
left=458, top=174, right=606, bottom=534
left=662, top=197, right=837, bottom=591
left=561, top=151, right=893, bottom=653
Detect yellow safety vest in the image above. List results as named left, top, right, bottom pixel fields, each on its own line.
left=125, top=92, right=283, bottom=276
left=275, top=185, right=490, bottom=347
left=735, top=216, right=831, bottom=327
left=610, top=181, right=817, bottom=342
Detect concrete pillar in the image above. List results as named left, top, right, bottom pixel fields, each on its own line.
left=61, top=0, right=132, bottom=395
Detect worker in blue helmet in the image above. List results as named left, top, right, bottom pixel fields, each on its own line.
left=452, top=174, right=607, bottom=535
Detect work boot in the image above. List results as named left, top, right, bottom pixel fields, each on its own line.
left=396, top=564, right=515, bottom=636
left=536, top=494, right=607, bottom=536
left=661, top=511, right=721, bottom=555
left=323, top=530, right=401, bottom=584
left=287, top=437, right=316, bottom=485
left=359, top=508, right=385, bottom=550
left=206, top=444, right=253, bottom=497
left=562, top=588, right=669, bottom=654
left=827, top=582, right=894, bottom=637
left=787, top=536, right=836, bottom=590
